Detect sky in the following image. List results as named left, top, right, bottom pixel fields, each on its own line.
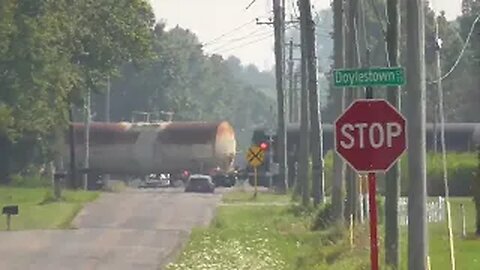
left=150, top=0, right=463, bottom=72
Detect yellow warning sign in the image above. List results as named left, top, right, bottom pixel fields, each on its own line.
left=246, top=145, right=265, bottom=167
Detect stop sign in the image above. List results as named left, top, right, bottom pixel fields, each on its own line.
left=334, top=99, right=407, bottom=173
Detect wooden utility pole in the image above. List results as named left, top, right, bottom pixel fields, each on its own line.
left=298, top=0, right=310, bottom=206
left=406, top=0, right=428, bottom=269
left=385, top=0, right=401, bottom=268
left=68, top=104, right=77, bottom=189
left=83, top=88, right=91, bottom=190
left=331, top=0, right=346, bottom=225
left=273, top=0, right=288, bottom=192
left=434, top=9, right=456, bottom=269
left=345, top=0, right=360, bottom=224
left=104, top=75, right=111, bottom=187
left=301, top=0, right=325, bottom=206
left=288, top=39, right=295, bottom=123
left=293, top=72, right=300, bottom=122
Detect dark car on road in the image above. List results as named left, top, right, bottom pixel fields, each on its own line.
left=184, top=175, right=215, bottom=193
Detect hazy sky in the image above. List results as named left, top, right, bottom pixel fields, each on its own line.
left=150, top=0, right=463, bottom=71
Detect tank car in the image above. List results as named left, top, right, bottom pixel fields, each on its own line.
left=62, top=121, right=237, bottom=186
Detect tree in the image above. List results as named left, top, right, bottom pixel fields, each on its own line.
left=0, top=0, right=156, bottom=182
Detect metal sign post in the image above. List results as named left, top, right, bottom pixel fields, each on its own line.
left=246, top=145, right=265, bottom=198
left=334, top=99, right=407, bottom=270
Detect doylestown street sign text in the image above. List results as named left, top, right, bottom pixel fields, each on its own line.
left=333, top=67, right=405, bottom=88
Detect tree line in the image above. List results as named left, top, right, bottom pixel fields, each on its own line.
left=0, top=0, right=277, bottom=183
left=320, top=0, right=480, bottom=123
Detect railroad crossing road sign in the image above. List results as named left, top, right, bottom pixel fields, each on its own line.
left=334, top=99, right=407, bottom=173
left=246, top=145, right=265, bottom=167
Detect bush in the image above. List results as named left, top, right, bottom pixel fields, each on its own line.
left=323, top=151, right=478, bottom=196
left=9, top=173, right=50, bottom=188
left=312, top=202, right=334, bottom=230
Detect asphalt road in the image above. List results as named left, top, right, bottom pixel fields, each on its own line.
left=0, top=187, right=224, bottom=270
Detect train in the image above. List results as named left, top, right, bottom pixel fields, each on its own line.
left=248, top=122, right=480, bottom=187
left=62, top=121, right=238, bottom=189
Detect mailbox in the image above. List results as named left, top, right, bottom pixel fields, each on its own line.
left=54, top=171, right=67, bottom=180
left=2, top=205, right=18, bottom=215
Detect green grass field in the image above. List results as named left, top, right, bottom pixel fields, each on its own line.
left=0, top=187, right=99, bottom=231
left=398, top=197, right=480, bottom=270
left=167, top=190, right=480, bottom=270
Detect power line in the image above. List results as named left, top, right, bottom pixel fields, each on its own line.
left=212, top=24, right=295, bottom=55
left=208, top=28, right=274, bottom=52
left=205, top=28, right=272, bottom=50
left=430, top=14, right=480, bottom=84
left=245, top=0, right=258, bottom=10
left=202, top=15, right=270, bottom=46
left=368, top=0, right=387, bottom=39
left=210, top=32, right=275, bottom=54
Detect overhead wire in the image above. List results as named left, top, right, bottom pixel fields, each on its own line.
left=202, top=11, right=273, bottom=47
left=213, top=24, right=295, bottom=55
left=206, top=28, right=273, bottom=51
left=202, top=18, right=258, bottom=46
left=430, top=14, right=480, bottom=84
left=210, top=31, right=275, bottom=55
left=208, top=28, right=275, bottom=53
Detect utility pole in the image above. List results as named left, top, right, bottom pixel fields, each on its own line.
left=273, top=0, right=288, bottom=192
left=83, top=88, right=91, bottom=191
left=406, top=0, right=428, bottom=269
left=434, top=9, right=456, bottom=270
left=293, top=72, right=300, bottom=122
left=345, top=0, right=359, bottom=224
left=68, top=104, right=77, bottom=189
left=288, top=39, right=295, bottom=123
left=298, top=0, right=310, bottom=206
left=106, top=76, right=111, bottom=122
left=385, top=0, right=401, bottom=268
left=331, top=0, right=346, bottom=225
left=301, top=0, right=325, bottom=206
left=104, top=75, right=111, bottom=188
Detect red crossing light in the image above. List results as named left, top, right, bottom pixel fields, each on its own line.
left=259, top=142, right=269, bottom=151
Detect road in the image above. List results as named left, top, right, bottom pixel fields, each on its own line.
left=0, top=187, right=224, bottom=270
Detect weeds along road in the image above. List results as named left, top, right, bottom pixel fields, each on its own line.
left=0, top=187, right=226, bottom=270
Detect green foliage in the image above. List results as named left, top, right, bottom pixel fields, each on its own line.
left=167, top=204, right=367, bottom=270
left=318, top=0, right=480, bottom=123
left=312, top=202, right=334, bottom=230
left=99, top=25, right=276, bottom=151
left=0, top=0, right=155, bottom=181
left=0, top=187, right=99, bottom=230
left=322, top=151, right=478, bottom=196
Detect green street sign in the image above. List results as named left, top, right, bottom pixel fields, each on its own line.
left=333, top=67, right=405, bottom=88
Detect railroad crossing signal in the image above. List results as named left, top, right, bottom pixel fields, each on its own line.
left=246, top=145, right=265, bottom=167
left=334, top=99, right=407, bottom=173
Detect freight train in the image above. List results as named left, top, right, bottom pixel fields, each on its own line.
left=248, top=122, right=480, bottom=187
left=62, top=121, right=238, bottom=189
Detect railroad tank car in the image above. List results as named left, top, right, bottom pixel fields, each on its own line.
left=249, top=122, right=480, bottom=188
left=62, top=121, right=236, bottom=176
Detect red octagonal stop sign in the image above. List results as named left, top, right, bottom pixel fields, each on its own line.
left=334, top=99, right=407, bottom=173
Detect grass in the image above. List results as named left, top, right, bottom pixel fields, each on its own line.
left=167, top=191, right=369, bottom=270
left=221, top=189, right=293, bottom=204
left=399, top=197, right=480, bottom=270
left=168, top=190, right=480, bottom=270
left=0, top=187, right=99, bottom=231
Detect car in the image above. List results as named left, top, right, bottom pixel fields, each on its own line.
left=138, top=174, right=170, bottom=188
left=184, top=174, right=215, bottom=193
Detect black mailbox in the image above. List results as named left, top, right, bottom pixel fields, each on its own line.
left=54, top=171, right=67, bottom=180
left=2, top=205, right=18, bottom=215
